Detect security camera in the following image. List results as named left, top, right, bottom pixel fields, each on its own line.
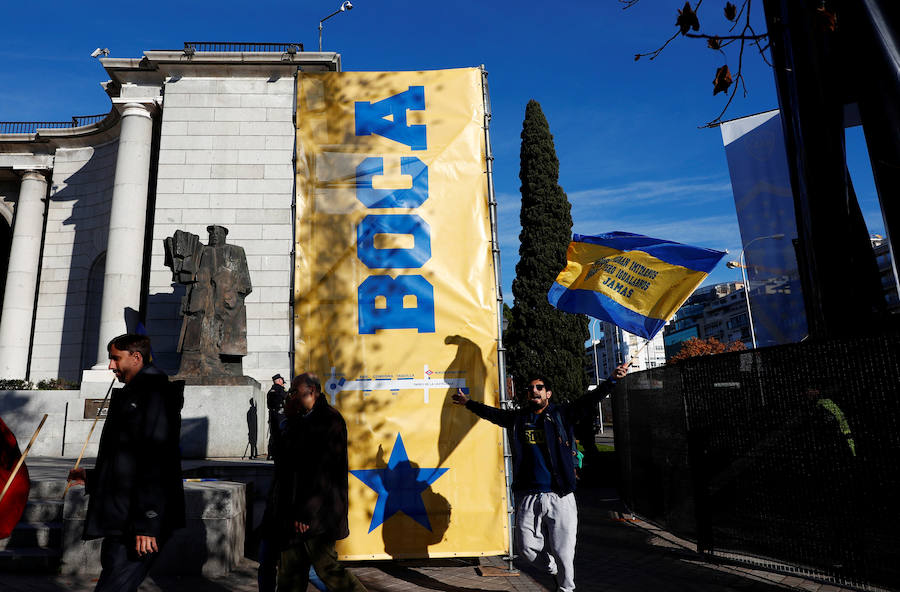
left=341, top=1, right=353, bottom=10
left=90, top=48, right=110, bottom=58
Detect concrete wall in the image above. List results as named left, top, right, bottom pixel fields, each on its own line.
left=29, top=142, right=118, bottom=381
left=0, top=389, right=80, bottom=456
left=147, top=76, right=296, bottom=384
left=0, top=382, right=267, bottom=459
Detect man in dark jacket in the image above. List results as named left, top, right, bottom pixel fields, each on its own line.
left=452, top=362, right=629, bottom=592
left=266, top=373, right=286, bottom=460
left=273, top=372, right=367, bottom=592
left=68, top=334, right=185, bottom=592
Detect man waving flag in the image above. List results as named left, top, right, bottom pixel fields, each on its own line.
left=548, top=232, right=726, bottom=339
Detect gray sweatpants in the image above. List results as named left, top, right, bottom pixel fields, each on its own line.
left=516, top=492, right=578, bottom=592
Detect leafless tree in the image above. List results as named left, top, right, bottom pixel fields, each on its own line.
left=625, top=1, right=780, bottom=126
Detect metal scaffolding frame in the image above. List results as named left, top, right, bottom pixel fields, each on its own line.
left=480, top=66, right=517, bottom=571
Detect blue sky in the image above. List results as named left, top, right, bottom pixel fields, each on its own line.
left=1, top=1, right=884, bottom=301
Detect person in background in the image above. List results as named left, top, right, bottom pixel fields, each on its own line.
left=266, top=374, right=286, bottom=460
left=273, top=373, right=367, bottom=592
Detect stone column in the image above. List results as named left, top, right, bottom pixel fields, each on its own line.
left=0, top=170, right=48, bottom=379
left=92, top=102, right=154, bottom=369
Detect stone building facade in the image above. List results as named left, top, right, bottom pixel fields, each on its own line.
left=0, top=45, right=340, bottom=387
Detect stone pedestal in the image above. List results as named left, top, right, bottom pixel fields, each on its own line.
left=62, top=481, right=246, bottom=577
left=174, top=373, right=260, bottom=386
left=77, top=371, right=118, bottom=397
left=180, top=383, right=264, bottom=459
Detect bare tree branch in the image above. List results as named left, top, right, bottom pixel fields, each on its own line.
left=634, top=29, right=681, bottom=61
left=685, top=32, right=767, bottom=41
left=703, top=7, right=751, bottom=127
left=628, top=0, right=771, bottom=124
left=634, top=0, right=705, bottom=61
left=728, top=1, right=749, bottom=33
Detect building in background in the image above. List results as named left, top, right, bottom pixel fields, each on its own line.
left=586, top=320, right=666, bottom=381
left=720, top=111, right=809, bottom=347
left=0, top=44, right=338, bottom=386
left=582, top=320, right=664, bottom=431
left=663, top=282, right=750, bottom=358
left=872, top=235, right=899, bottom=314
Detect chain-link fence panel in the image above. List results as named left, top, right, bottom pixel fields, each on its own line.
left=613, top=332, right=900, bottom=589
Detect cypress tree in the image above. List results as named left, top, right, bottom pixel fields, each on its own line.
left=505, top=100, right=589, bottom=403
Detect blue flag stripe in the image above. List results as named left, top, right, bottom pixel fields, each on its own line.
left=548, top=281, right=666, bottom=340
left=572, top=232, right=723, bottom=273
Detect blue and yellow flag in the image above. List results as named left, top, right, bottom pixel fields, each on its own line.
left=548, top=232, right=726, bottom=339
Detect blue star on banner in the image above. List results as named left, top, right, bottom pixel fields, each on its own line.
left=350, top=433, right=449, bottom=533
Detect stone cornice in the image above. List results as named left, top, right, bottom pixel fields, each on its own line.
left=0, top=110, right=121, bottom=153
left=0, top=48, right=341, bottom=152
left=102, top=51, right=341, bottom=85
left=0, top=154, right=54, bottom=171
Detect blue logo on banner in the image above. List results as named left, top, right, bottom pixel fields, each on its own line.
left=358, top=275, right=435, bottom=334
left=355, top=86, right=426, bottom=150
left=356, top=157, right=428, bottom=208
left=357, top=214, right=431, bottom=269
left=354, top=85, right=435, bottom=334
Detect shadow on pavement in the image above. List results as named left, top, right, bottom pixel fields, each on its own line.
left=373, top=563, right=490, bottom=592
left=567, top=484, right=796, bottom=592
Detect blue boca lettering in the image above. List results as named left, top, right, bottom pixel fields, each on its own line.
left=358, top=275, right=435, bottom=334
left=356, top=157, right=428, bottom=208
left=357, top=214, right=431, bottom=269
left=355, top=86, right=426, bottom=150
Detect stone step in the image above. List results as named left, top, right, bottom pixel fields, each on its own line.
left=0, top=521, right=62, bottom=551
left=0, top=548, right=61, bottom=573
left=22, top=499, right=64, bottom=522
left=28, top=478, right=67, bottom=500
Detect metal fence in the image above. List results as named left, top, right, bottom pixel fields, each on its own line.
left=182, top=41, right=303, bottom=53
left=613, top=331, right=900, bottom=590
left=0, top=114, right=108, bottom=135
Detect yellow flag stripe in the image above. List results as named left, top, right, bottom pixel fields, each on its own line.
left=555, top=242, right=708, bottom=320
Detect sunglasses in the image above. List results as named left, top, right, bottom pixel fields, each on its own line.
left=529, top=384, right=546, bottom=392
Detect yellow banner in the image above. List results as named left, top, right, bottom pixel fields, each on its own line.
left=295, top=69, right=507, bottom=559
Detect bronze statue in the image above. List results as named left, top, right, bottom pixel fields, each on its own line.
left=164, top=225, right=252, bottom=383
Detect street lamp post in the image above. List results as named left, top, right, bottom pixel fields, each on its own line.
left=726, top=233, right=785, bottom=349
left=590, top=319, right=600, bottom=385
left=319, top=1, right=353, bottom=52
left=589, top=319, right=604, bottom=435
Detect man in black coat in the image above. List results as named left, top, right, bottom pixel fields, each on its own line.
left=68, top=334, right=185, bottom=592
left=273, top=372, right=367, bottom=592
left=266, top=373, right=286, bottom=460
left=452, top=362, right=629, bottom=592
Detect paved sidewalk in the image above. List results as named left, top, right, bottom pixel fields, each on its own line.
left=1, top=458, right=858, bottom=591
left=1, top=488, right=857, bottom=592
left=566, top=486, right=855, bottom=592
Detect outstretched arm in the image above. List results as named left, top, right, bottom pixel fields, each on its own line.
left=450, top=389, right=469, bottom=406
left=569, top=361, right=631, bottom=417
left=452, top=389, right=516, bottom=429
